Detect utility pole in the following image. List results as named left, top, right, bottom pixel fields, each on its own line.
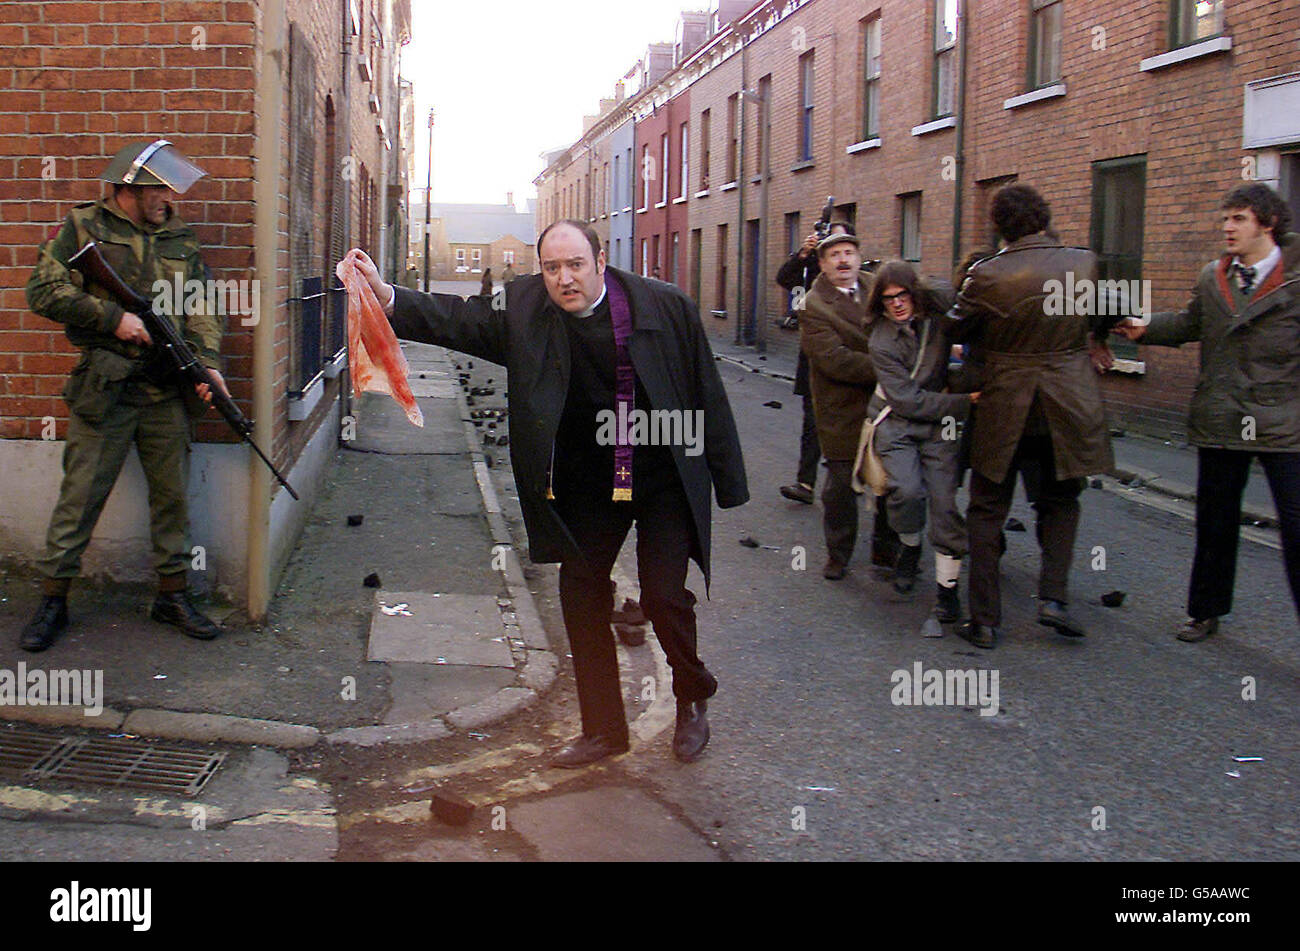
left=423, top=107, right=434, bottom=290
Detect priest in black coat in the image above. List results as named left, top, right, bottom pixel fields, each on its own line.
left=345, top=221, right=748, bottom=766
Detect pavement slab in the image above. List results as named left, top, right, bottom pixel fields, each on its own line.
left=367, top=591, right=515, bottom=667
left=507, top=787, right=720, bottom=862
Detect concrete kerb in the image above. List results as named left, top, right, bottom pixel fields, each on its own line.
left=1109, top=463, right=1278, bottom=528
left=720, top=343, right=1280, bottom=530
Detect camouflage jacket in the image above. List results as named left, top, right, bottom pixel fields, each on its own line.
left=26, top=198, right=223, bottom=400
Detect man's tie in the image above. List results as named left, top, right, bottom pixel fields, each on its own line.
left=1236, top=263, right=1257, bottom=295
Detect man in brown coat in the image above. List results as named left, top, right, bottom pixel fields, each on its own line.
left=800, top=231, right=897, bottom=579
left=945, top=185, right=1114, bottom=647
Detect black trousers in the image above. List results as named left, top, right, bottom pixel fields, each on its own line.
left=1189, top=448, right=1300, bottom=622
left=822, top=459, right=898, bottom=567
left=968, top=434, right=1084, bottom=627
left=554, top=475, right=716, bottom=745
left=796, top=395, right=821, bottom=488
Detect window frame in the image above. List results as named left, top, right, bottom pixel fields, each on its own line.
left=932, top=0, right=959, bottom=120
left=1169, top=0, right=1225, bottom=50
left=862, top=15, right=882, bottom=140
left=798, top=50, right=816, bottom=162
left=1027, top=0, right=1063, bottom=90
left=899, top=192, right=922, bottom=263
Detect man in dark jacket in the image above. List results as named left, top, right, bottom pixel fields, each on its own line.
left=1117, top=183, right=1300, bottom=642
left=347, top=220, right=748, bottom=766
left=946, top=185, right=1114, bottom=648
left=801, top=231, right=899, bottom=579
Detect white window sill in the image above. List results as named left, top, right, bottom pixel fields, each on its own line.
left=655, top=201, right=668, bottom=209
left=1004, top=83, right=1066, bottom=110
left=288, top=374, right=325, bottom=422
left=720, top=181, right=738, bottom=192
left=322, top=348, right=348, bottom=380
left=622, top=206, right=633, bottom=213
left=846, top=138, right=882, bottom=154
left=1140, top=36, right=1232, bottom=72
left=636, top=207, right=648, bottom=215
left=611, top=210, right=619, bottom=217
left=694, top=189, right=710, bottom=198
left=911, top=116, right=956, bottom=136
left=672, top=196, right=688, bottom=204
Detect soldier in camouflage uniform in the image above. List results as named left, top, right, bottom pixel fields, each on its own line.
left=20, top=140, right=228, bottom=652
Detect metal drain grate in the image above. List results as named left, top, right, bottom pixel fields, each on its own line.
left=0, top=728, right=225, bottom=797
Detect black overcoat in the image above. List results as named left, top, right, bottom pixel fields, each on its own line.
left=389, top=267, right=749, bottom=588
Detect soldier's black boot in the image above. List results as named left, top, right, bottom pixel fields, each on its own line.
left=20, top=596, right=69, bottom=653
left=151, top=591, right=221, bottom=640
left=893, top=544, right=921, bottom=594
left=935, top=584, right=963, bottom=624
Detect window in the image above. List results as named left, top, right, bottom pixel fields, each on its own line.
left=625, top=147, right=633, bottom=206
left=786, top=211, right=802, bottom=254
left=1029, top=0, right=1063, bottom=88
left=503, top=250, right=514, bottom=265
left=1091, top=155, right=1148, bottom=360
left=670, top=232, right=680, bottom=284
left=613, top=153, right=621, bottom=210
left=641, top=144, right=650, bottom=209
left=900, top=193, right=922, bottom=262
left=603, top=162, right=609, bottom=213
left=471, top=247, right=482, bottom=264
left=1281, top=153, right=1300, bottom=232
left=455, top=248, right=466, bottom=270
left=690, top=228, right=702, bottom=300
left=641, top=238, right=648, bottom=276
left=660, top=132, right=670, bottom=204
left=615, top=238, right=622, bottom=268
left=716, top=223, right=729, bottom=310
left=933, top=0, right=958, bottom=119
left=652, top=234, right=661, bottom=276
left=799, top=51, right=815, bottom=161
left=1171, top=0, right=1224, bottom=49
left=679, top=122, right=689, bottom=199
left=700, top=109, right=711, bottom=190
left=863, top=16, right=882, bottom=139
left=726, top=94, right=739, bottom=183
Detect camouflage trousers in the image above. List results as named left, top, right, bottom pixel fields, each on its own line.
left=40, top=396, right=191, bottom=591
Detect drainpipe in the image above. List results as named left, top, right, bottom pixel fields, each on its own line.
left=951, top=0, right=971, bottom=272
left=248, top=0, right=287, bottom=621
left=734, top=31, right=747, bottom=345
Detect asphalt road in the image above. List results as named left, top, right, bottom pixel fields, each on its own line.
left=333, top=333, right=1299, bottom=862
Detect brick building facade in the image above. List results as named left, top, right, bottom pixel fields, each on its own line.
left=0, top=0, right=412, bottom=616
left=534, top=0, right=1300, bottom=440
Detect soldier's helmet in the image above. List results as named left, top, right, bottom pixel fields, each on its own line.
left=100, top=140, right=208, bottom=195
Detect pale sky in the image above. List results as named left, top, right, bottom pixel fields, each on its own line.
left=404, top=0, right=711, bottom=209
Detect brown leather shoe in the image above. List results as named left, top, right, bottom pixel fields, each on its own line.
left=823, top=558, right=846, bottom=580
left=672, top=700, right=710, bottom=762
left=1176, top=617, right=1220, bottom=643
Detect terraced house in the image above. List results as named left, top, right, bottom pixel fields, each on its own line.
left=534, top=0, right=1300, bottom=439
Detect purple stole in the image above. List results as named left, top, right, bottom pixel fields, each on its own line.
left=607, top=274, right=635, bottom=501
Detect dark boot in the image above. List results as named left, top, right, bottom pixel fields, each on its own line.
left=20, top=596, right=69, bottom=653
left=935, top=584, right=962, bottom=623
left=893, top=544, right=921, bottom=593
left=150, top=591, right=221, bottom=640
left=871, top=506, right=900, bottom=568
left=672, top=699, right=710, bottom=762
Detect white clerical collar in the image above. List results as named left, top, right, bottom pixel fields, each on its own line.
left=836, top=282, right=858, bottom=300
left=1234, top=244, right=1281, bottom=287
left=575, top=283, right=609, bottom=319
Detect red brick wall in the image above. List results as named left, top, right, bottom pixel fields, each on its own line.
left=540, top=0, right=1298, bottom=440
left=0, top=0, right=258, bottom=443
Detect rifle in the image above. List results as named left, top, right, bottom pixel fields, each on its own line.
left=67, top=241, right=299, bottom=500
